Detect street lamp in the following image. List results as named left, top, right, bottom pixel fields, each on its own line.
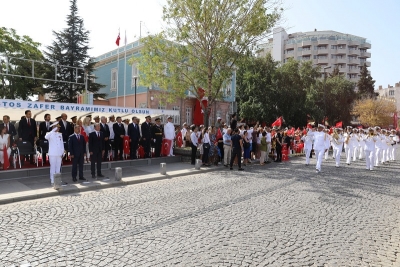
left=323, top=66, right=331, bottom=125
left=133, top=76, right=138, bottom=108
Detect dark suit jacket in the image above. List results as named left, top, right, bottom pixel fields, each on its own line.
left=0, top=123, right=17, bottom=144
left=18, top=117, right=37, bottom=141
left=89, top=131, right=105, bottom=153
left=113, top=123, right=125, bottom=141
left=39, top=121, right=52, bottom=140
left=59, top=120, right=73, bottom=142
left=100, top=123, right=110, bottom=139
left=68, top=133, right=86, bottom=157
left=141, top=122, right=152, bottom=140
left=128, top=123, right=141, bottom=142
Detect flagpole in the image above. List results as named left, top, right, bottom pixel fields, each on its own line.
left=116, top=29, right=120, bottom=107
left=123, top=30, right=127, bottom=107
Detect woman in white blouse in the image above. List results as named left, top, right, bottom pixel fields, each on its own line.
left=202, top=127, right=211, bottom=166
left=0, top=125, right=11, bottom=169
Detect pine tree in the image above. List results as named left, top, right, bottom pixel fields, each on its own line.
left=43, top=0, right=105, bottom=102
left=357, top=63, right=375, bottom=99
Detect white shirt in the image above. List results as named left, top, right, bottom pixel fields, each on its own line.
left=181, top=127, right=187, bottom=138
left=364, top=135, right=377, bottom=151
left=331, top=134, right=344, bottom=149
left=313, top=131, right=330, bottom=150
left=202, top=132, right=210, bottom=144
left=164, top=122, right=175, bottom=140
left=266, top=132, right=271, bottom=143
left=45, top=128, right=64, bottom=157
left=190, top=132, right=198, bottom=146
left=301, top=132, right=314, bottom=149
left=107, top=121, right=115, bottom=139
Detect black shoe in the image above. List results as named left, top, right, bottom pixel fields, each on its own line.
left=79, top=178, right=87, bottom=181
left=223, top=164, right=228, bottom=167
left=97, top=174, right=105, bottom=178
left=238, top=168, right=244, bottom=171
left=92, top=175, right=96, bottom=179
left=72, top=178, right=77, bottom=182
left=230, top=167, right=233, bottom=170
left=61, top=181, right=68, bottom=185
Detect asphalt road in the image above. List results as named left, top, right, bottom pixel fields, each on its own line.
left=1, top=151, right=400, bottom=267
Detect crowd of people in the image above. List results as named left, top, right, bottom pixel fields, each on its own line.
left=0, top=110, right=398, bottom=185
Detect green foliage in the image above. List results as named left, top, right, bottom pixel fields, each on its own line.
left=136, top=0, right=282, bottom=126
left=0, top=27, right=45, bottom=100
left=237, top=54, right=356, bottom=127
left=357, top=63, right=375, bottom=99
left=43, top=0, right=105, bottom=102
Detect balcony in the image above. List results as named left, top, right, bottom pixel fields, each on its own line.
left=285, top=52, right=295, bottom=58
left=335, top=58, right=347, bottom=64
left=348, top=58, right=359, bottom=65
left=359, top=52, right=371, bottom=58
left=317, top=58, right=329, bottom=64
left=318, top=39, right=330, bottom=45
left=285, top=43, right=295, bottom=49
left=348, top=68, right=359, bottom=74
left=360, top=42, right=371, bottom=49
left=360, top=60, right=371, bottom=67
left=348, top=49, right=360, bottom=56
left=302, top=49, right=312, bottom=56
left=301, top=41, right=312, bottom=47
left=316, top=48, right=329, bottom=54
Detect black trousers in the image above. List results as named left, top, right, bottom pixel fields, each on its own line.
left=90, top=151, right=102, bottom=175
left=103, top=139, right=110, bottom=161
left=276, top=145, right=282, bottom=161
left=130, top=140, right=138, bottom=159
left=154, top=138, right=162, bottom=157
left=202, top=144, right=210, bottom=164
left=114, top=138, right=123, bottom=160
left=218, top=142, right=224, bottom=162
left=143, top=139, right=151, bottom=158
left=72, top=154, right=84, bottom=179
left=191, top=143, right=197, bottom=164
left=230, top=148, right=242, bottom=168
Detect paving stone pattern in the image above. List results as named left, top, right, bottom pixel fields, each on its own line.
left=1, top=150, right=400, bottom=266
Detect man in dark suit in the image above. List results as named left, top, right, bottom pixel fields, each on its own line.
left=141, top=115, right=152, bottom=158
left=113, top=116, right=125, bottom=160
left=128, top=116, right=141, bottom=159
left=151, top=118, right=163, bottom=157
left=68, top=125, right=87, bottom=182
left=89, top=123, right=105, bottom=178
left=100, top=116, right=111, bottom=161
left=18, top=110, right=37, bottom=165
left=38, top=113, right=52, bottom=164
left=1, top=115, right=17, bottom=145
left=58, top=113, right=73, bottom=142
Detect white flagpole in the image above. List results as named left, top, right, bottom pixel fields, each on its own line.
left=116, top=29, right=120, bottom=107
left=124, top=30, right=127, bottom=107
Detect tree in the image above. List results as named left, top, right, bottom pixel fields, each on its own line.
left=357, top=63, right=375, bottom=99
left=0, top=27, right=45, bottom=100
left=236, top=53, right=278, bottom=122
left=136, top=0, right=282, bottom=126
left=43, top=0, right=105, bottom=102
left=352, top=98, right=396, bottom=127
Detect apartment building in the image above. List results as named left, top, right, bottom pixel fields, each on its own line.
left=377, top=83, right=400, bottom=113
left=257, top=27, right=371, bottom=82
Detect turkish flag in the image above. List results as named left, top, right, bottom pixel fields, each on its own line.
left=123, top=136, right=130, bottom=155
left=394, top=113, right=398, bottom=129
left=162, top=139, right=173, bottom=156
left=306, top=123, right=312, bottom=129
left=3, top=145, right=10, bottom=170
left=176, top=132, right=183, bottom=147
left=216, top=128, right=223, bottom=140
left=271, top=116, right=283, bottom=127
left=335, top=121, right=343, bottom=128
left=329, top=127, right=333, bottom=134
left=116, top=32, right=121, bottom=46
left=138, top=146, right=145, bottom=158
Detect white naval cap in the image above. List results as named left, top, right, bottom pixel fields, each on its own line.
left=317, top=124, right=325, bottom=128
left=50, top=122, right=60, bottom=128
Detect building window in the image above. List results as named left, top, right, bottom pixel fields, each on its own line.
left=389, top=90, right=395, bottom=96
left=171, top=106, right=180, bottom=124
left=224, top=80, right=232, bottom=97
left=131, top=63, right=139, bottom=88
left=111, top=68, right=117, bottom=91
left=158, top=103, right=166, bottom=110
left=186, top=107, right=192, bottom=125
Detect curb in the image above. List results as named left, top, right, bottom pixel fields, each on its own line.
left=0, top=165, right=224, bottom=205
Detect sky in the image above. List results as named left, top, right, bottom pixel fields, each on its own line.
left=1, top=0, right=399, bottom=88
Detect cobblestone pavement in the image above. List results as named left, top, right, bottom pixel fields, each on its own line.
left=1, top=150, right=400, bottom=267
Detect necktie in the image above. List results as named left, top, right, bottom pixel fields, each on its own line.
left=28, top=119, right=30, bottom=126
left=77, top=134, right=80, bottom=141
left=46, top=122, right=49, bottom=130
left=97, top=132, right=100, bottom=139
left=6, top=124, right=8, bottom=133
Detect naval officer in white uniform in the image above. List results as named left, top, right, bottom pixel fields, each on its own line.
left=45, top=122, right=65, bottom=186
left=313, top=124, right=331, bottom=173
